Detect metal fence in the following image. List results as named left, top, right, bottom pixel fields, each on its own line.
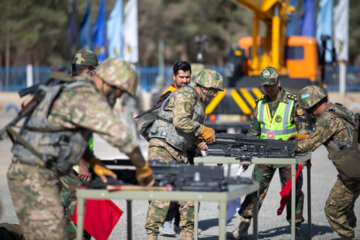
left=0, top=65, right=359, bottom=92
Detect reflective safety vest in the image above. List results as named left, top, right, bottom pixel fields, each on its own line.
left=257, top=95, right=298, bottom=140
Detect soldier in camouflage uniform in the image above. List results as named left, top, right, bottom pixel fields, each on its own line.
left=58, top=49, right=98, bottom=239
left=7, top=58, right=154, bottom=240
left=145, top=69, right=224, bottom=240
left=228, top=67, right=310, bottom=240
left=294, top=85, right=360, bottom=240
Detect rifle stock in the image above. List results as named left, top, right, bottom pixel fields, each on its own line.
left=0, top=93, right=43, bottom=140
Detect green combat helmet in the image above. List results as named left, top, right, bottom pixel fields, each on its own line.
left=72, top=49, right=98, bottom=66
left=298, top=85, right=328, bottom=109
left=72, top=49, right=98, bottom=76
left=96, top=58, right=138, bottom=97
left=260, top=66, right=279, bottom=85
left=194, top=69, right=224, bottom=91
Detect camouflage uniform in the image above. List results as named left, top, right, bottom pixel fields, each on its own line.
left=239, top=67, right=308, bottom=228
left=7, top=59, right=139, bottom=240
left=297, top=99, right=360, bottom=239
left=59, top=49, right=98, bottom=239
left=145, top=69, right=223, bottom=240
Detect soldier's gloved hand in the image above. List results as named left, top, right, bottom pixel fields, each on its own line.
left=136, top=162, right=155, bottom=186
left=194, top=137, right=208, bottom=151
left=89, top=157, right=117, bottom=183
left=287, top=134, right=309, bottom=141
left=200, top=125, right=216, bottom=144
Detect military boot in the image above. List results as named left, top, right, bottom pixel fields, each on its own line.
left=146, top=234, right=158, bottom=240
left=295, top=223, right=304, bottom=240
left=226, top=222, right=250, bottom=240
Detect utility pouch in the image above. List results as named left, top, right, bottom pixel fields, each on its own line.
left=329, top=147, right=360, bottom=182
left=136, top=107, right=160, bottom=142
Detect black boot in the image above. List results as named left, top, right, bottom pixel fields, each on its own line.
left=295, top=223, right=304, bottom=240
left=226, top=222, right=250, bottom=240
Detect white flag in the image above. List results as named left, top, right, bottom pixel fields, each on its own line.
left=334, top=0, right=349, bottom=61
left=123, top=0, right=138, bottom=63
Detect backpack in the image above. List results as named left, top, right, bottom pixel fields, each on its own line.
left=135, top=91, right=172, bottom=141
left=328, top=110, right=360, bottom=182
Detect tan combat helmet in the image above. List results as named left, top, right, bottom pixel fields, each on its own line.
left=194, top=69, right=224, bottom=91
left=96, top=58, right=138, bottom=97
left=298, top=85, right=328, bottom=109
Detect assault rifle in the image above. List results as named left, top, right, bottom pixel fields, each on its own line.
left=0, top=92, right=44, bottom=140
left=82, top=160, right=254, bottom=192
left=206, top=133, right=297, bottom=160
left=0, top=71, right=73, bottom=140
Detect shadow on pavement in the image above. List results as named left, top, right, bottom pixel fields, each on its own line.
left=250, top=223, right=336, bottom=239
left=198, top=218, right=218, bottom=231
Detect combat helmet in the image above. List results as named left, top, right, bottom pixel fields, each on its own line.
left=298, top=85, right=328, bottom=109
left=260, top=66, right=279, bottom=86
left=194, top=69, right=224, bottom=91
left=96, top=58, right=138, bottom=97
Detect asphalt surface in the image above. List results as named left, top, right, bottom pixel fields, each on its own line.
left=0, top=114, right=359, bottom=239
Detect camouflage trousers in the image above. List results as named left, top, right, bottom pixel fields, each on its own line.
left=239, top=164, right=304, bottom=224
left=59, top=171, right=91, bottom=240
left=7, top=159, right=67, bottom=240
left=324, top=177, right=360, bottom=239
left=146, top=144, right=194, bottom=239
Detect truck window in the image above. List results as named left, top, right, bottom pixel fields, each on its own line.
left=285, top=46, right=304, bottom=60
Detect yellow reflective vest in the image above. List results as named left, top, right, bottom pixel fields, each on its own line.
left=256, top=94, right=298, bottom=140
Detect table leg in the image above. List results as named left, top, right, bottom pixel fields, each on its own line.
left=194, top=200, right=199, bottom=240
left=291, top=163, right=296, bottom=240
left=252, top=192, right=258, bottom=240
left=127, top=200, right=132, bottom=240
left=76, top=196, right=85, bottom=240
left=218, top=200, right=227, bottom=240
left=307, top=160, right=312, bottom=239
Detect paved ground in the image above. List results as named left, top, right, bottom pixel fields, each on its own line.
left=0, top=113, right=359, bottom=239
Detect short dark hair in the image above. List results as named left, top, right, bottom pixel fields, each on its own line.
left=173, top=61, right=191, bottom=75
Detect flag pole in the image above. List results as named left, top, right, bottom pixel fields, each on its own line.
left=339, top=60, right=346, bottom=95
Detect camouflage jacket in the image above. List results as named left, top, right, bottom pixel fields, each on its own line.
left=297, top=102, right=353, bottom=155
left=162, top=82, right=205, bottom=136
left=248, top=88, right=311, bottom=137
left=48, top=74, right=139, bottom=154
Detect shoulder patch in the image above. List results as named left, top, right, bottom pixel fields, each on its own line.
left=287, top=93, right=296, bottom=100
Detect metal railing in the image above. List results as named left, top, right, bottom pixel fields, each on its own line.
left=0, top=65, right=359, bottom=92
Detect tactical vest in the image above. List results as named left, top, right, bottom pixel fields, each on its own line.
left=324, top=103, right=355, bottom=154
left=148, top=85, right=205, bottom=152
left=257, top=93, right=298, bottom=140
left=11, top=81, right=92, bottom=176
left=324, top=103, right=360, bottom=182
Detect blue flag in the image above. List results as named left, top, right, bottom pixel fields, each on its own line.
left=66, top=0, right=77, bottom=58
left=93, top=0, right=107, bottom=62
left=286, top=0, right=298, bottom=37
left=316, top=0, right=333, bottom=62
left=78, top=0, right=92, bottom=50
left=107, top=0, right=123, bottom=58
left=300, top=0, right=315, bottom=37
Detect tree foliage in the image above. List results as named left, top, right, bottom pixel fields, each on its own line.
left=0, top=0, right=359, bottom=66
